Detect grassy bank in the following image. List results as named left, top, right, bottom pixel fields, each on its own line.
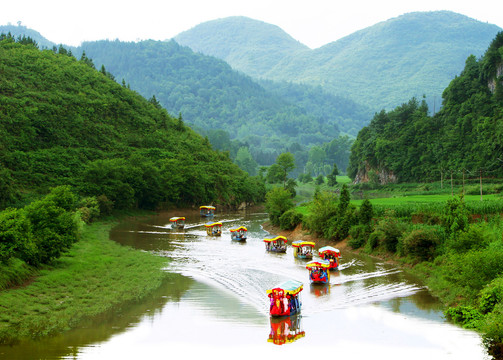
left=0, top=219, right=172, bottom=344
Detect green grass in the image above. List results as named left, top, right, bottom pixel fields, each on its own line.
left=0, top=220, right=172, bottom=344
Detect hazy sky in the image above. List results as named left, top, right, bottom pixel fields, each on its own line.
left=1, top=0, right=502, bottom=49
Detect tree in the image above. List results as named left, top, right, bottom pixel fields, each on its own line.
left=265, top=187, right=294, bottom=226
left=235, top=147, right=258, bottom=176
left=327, top=163, right=339, bottom=186
left=275, top=152, right=296, bottom=187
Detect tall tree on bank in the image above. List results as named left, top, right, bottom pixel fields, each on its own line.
left=275, top=152, right=296, bottom=187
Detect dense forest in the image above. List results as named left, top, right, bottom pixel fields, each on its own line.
left=77, top=40, right=351, bottom=168
left=175, top=11, right=501, bottom=112
left=0, top=34, right=265, bottom=211
left=348, top=32, right=503, bottom=183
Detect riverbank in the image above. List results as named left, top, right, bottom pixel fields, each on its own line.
left=0, top=218, right=173, bottom=344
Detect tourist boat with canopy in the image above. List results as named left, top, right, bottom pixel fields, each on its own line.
left=204, top=221, right=222, bottom=236
left=230, top=226, right=247, bottom=241
left=169, top=216, right=185, bottom=229
left=318, top=246, right=341, bottom=270
left=306, top=260, right=331, bottom=284
left=292, top=240, right=315, bottom=259
left=263, top=236, right=287, bottom=253
left=199, top=205, right=215, bottom=217
left=267, top=280, right=303, bottom=317
left=268, top=316, right=305, bottom=345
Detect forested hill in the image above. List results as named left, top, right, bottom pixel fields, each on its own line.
left=77, top=39, right=356, bottom=156
left=175, top=11, right=502, bottom=112
left=0, top=35, right=265, bottom=210
left=347, top=32, right=503, bottom=184
left=174, top=16, right=310, bottom=79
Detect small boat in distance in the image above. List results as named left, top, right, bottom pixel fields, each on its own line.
left=267, top=280, right=303, bottom=317
left=306, top=260, right=331, bottom=284
left=169, top=217, right=185, bottom=229
left=230, top=226, right=247, bottom=241
left=292, top=241, right=315, bottom=259
left=204, top=221, right=222, bottom=236
left=318, top=246, right=341, bottom=270
left=199, top=205, right=215, bottom=217
left=264, top=236, right=287, bottom=253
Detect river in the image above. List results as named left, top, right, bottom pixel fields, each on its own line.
left=1, top=209, right=487, bottom=359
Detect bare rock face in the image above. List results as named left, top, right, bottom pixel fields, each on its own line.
left=488, top=62, right=503, bottom=93
left=353, top=161, right=398, bottom=185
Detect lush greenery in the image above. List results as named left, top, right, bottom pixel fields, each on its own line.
left=0, top=218, right=174, bottom=343
left=348, top=31, right=503, bottom=184
left=0, top=35, right=265, bottom=211
left=174, top=11, right=501, bottom=112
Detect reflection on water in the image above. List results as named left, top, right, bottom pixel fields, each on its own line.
left=268, top=316, right=305, bottom=345
left=0, top=209, right=487, bottom=359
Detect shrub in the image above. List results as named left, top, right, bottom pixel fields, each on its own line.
left=0, top=208, right=36, bottom=264
left=366, top=230, right=384, bottom=252
left=479, top=277, right=503, bottom=314
left=447, top=223, right=492, bottom=254
left=374, top=215, right=407, bottom=253
left=279, top=209, right=303, bottom=230
left=402, top=227, right=441, bottom=261
left=77, top=196, right=100, bottom=223
left=444, top=305, right=482, bottom=329
left=480, top=302, right=503, bottom=354
left=265, top=187, right=294, bottom=227
left=96, top=195, right=114, bottom=216
left=348, top=224, right=368, bottom=249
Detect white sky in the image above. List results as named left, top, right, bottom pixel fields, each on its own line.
left=1, top=0, right=502, bottom=49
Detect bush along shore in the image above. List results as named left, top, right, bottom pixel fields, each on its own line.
left=266, top=184, right=503, bottom=359
left=0, top=214, right=172, bottom=344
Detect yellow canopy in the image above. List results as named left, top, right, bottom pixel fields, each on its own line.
left=230, top=226, right=247, bottom=232
left=169, top=217, right=185, bottom=222
left=204, top=222, right=222, bottom=227
left=291, top=241, right=315, bottom=247
left=263, top=236, right=287, bottom=243
left=306, top=260, right=331, bottom=269
left=200, top=205, right=215, bottom=210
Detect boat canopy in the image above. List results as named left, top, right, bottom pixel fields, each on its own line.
left=318, top=246, right=341, bottom=256
left=306, top=260, right=331, bottom=269
left=230, top=226, right=247, bottom=232
left=267, top=280, right=303, bottom=296
left=199, top=205, right=215, bottom=210
left=291, top=240, right=315, bottom=248
left=263, top=236, right=287, bottom=243
left=204, top=221, right=222, bottom=227
left=169, top=217, right=185, bottom=222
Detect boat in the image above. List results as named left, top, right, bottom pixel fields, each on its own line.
left=230, top=226, right=247, bottom=241
left=268, top=316, right=305, bottom=345
left=169, top=216, right=185, bottom=229
left=306, top=260, right=331, bottom=284
left=263, top=236, right=287, bottom=253
left=204, top=221, right=222, bottom=236
left=318, top=246, right=341, bottom=270
left=267, top=280, right=303, bottom=317
left=199, top=205, right=215, bottom=217
left=292, top=240, right=315, bottom=259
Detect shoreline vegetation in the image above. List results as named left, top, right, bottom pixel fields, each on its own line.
left=0, top=216, right=172, bottom=345
left=266, top=180, right=503, bottom=358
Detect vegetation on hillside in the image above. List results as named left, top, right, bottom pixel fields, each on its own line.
left=175, top=11, right=501, bottom=112
left=348, top=31, right=503, bottom=184
left=0, top=34, right=265, bottom=211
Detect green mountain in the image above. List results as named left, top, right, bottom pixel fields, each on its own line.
left=174, top=11, right=502, bottom=112
left=0, top=24, right=57, bottom=49
left=77, top=39, right=349, bottom=159
left=174, top=16, right=310, bottom=79
left=0, top=35, right=265, bottom=210
left=347, top=32, right=503, bottom=183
